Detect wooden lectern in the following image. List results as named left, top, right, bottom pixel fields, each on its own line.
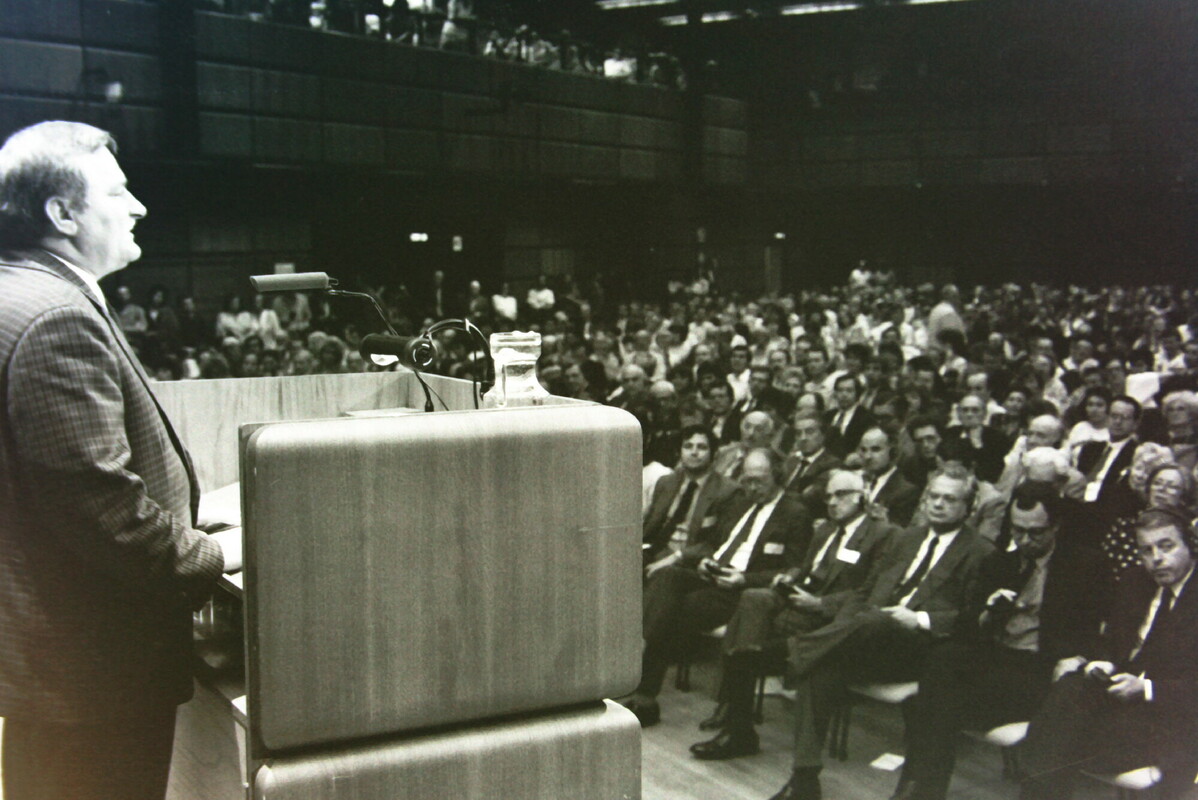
left=153, top=371, right=643, bottom=799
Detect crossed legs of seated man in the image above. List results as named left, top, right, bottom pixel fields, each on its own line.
left=1018, top=671, right=1195, bottom=800
left=896, top=640, right=1052, bottom=800
left=771, top=607, right=935, bottom=800
left=690, top=588, right=828, bottom=759
left=621, top=565, right=744, bottom=726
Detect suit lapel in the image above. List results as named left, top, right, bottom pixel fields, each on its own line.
left=909, top=528, right=973, bottom=607
left=802, top=520, right=836, bottom=571
left=822, top=516, right=872, bottom=587
left=873, top=531, right=927, bottom=602
left=693, top=474, right=722, bottom=527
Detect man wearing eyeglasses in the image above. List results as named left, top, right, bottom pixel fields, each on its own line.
left=893, top=482, right=1105, bottom=800
left=765, top=464, right=992, bottom=800
left=1018, top=507, right=1198, bottom=799
left=689, top=469, right=899, bottom=760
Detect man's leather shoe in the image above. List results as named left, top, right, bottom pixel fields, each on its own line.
left=619, top=697, right=661, bottom=727
left=768, top=768, right=821, bottom=800
left=698, top=702, right=730, bottom=731
left=689, top=729, right=760, bottom=760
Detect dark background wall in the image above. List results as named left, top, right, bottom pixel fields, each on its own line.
left=0, top=0, right=1193, bottom=312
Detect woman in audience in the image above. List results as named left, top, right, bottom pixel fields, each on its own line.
left=1065, top=386, right=1112, bottom=463
left=1099, top=443, right=1175, bottom=582
left=1160, top=390, right=1198, bottom=472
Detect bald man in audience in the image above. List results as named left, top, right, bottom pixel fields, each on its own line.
left=620, top=448, right=812, bottom=727
left=689, top=470, right=898, bottom=760
left=766, top=465, right=992, bottom=800
left=713, top=410, right=777, bottom=479
left=996, top=414, right=1067, bottom=493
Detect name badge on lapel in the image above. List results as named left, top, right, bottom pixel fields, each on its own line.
left=837, top=548, right=861, bottom=565
left=763, top=542, right=785, bottom=555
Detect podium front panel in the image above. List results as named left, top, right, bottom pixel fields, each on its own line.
left=243, top=405, right=642, bottom=752
left=253, top=700, right=640, bottom=800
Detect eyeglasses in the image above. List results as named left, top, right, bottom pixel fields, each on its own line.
left=1010, top=524, right=1054, bottom=539
left=828, top=489, right=863, bottom=499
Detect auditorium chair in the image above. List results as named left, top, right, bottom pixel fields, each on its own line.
left=826, top=681, right=920, bottom=761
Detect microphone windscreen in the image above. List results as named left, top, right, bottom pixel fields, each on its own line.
left=249, top=272, right=331, bottom=292
left=360, top=334, right=437, bottom=369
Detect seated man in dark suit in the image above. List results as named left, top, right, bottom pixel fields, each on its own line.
left=940, top=393, right=1011, bottom=484
left=689, top=469, right=899, bottom=760
left=706, top=380, right=743, bottom=447
left=895, top=482, right=1106, bottom=800
left=781, top=412, right=842, bottom=517
left=643, top=425, right=738, bottom=571
left=1019, top=506, right=1198, bottom=800
left=860, top=426, right=922, bottom=528
left=767, top=464, right=994, bottom=800
left=1075, top=394, right=1142, bottom=524
left=619, top=448, right=813, bottom=727
left=826, top=373, right=874, bottom=457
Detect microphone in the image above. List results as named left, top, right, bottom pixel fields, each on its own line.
left=249, top=272, right=332, bottom=292
left=359, top=334, right=436, bottom=369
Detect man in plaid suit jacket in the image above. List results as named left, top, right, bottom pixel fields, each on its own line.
left=0, top=121, right=238, bottom=799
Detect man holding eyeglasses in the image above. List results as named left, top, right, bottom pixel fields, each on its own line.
left=766, top=463, right=993, bottom=800
left=893, top=482, right=1105, bottom=800
left=689, top=469, right=899, bottom=760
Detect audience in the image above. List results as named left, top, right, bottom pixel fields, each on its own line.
left=115, top=262, right=1198, bottom=796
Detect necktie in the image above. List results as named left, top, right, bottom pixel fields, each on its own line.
left=1130, top=591, right=1173, bottom=664
left=717, top=503, right=763, bottom=566
left=787, top=457, right=809, bottom=488
left=668, top=480, right=699, bottom=532
left=806, top=525, right=847, bottom=590
left=1089, top=443, right=1113, bottom=479
left=890, top=532, right=940, bottom=605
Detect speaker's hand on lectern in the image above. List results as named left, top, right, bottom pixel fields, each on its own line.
left=209, top=526, right=243, bottom=573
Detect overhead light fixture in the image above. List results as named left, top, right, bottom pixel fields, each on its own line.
left=659, top=10, right=740, bottom=24
left=780, top=2, right=861, bottom=14
left=598, top=0, right=674, bottom=9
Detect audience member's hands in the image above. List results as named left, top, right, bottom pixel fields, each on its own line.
left=865, top=502, right=890, bottom=523
left=714, top=568, right=746, bottom=589
left=786, top=586, right=821, bottom=611
left=1052, top=656, right=1087, bottom=682
left=644, top=553, right=680, bottom=580
left=986, top=588, right=1018, bottom=607
left=1084, top=660, right=1117, bottom=682
left=881, top=605, right=920, bottom=630
left=1107, top=673, right=1147, bottom=702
